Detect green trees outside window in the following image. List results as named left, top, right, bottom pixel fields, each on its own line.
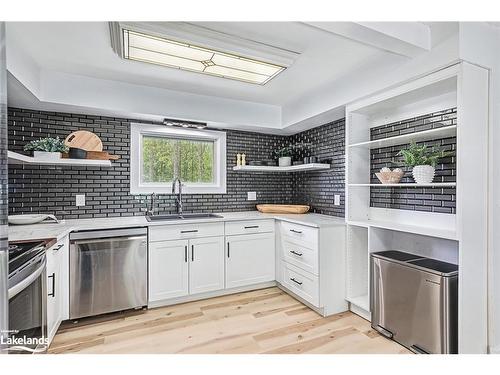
left=142, top=135, right=214, bottom=184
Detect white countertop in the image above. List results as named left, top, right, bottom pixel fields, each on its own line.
left=8, top=211, right=345, bottom=242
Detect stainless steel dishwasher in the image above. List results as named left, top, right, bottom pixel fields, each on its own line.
left=69, top=227, right=148, bottom=320
left=370, top=250, right=458, bottom=354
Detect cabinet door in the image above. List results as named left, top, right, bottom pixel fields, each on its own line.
left=189, top=237, right=224, bottom=295
left=46, top=247, right=62, bottom=342
left=226, top=233, right=275, bottom=289
left=149, top=239, right=189, bottom=302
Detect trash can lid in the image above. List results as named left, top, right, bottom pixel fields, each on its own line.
left=371, top=250, right=425, bottom=262
left=408, top=258, right=458, bottom=276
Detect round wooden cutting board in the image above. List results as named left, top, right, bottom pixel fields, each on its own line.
left=64, top=130, right=103, bottom=151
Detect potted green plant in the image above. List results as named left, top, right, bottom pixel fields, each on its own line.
left=397, top=141, right=451, bottom=184
left=273, top=143, right=310, bottom=167
left=273, top=145, right=293, bottom=167
left=24, top=137, right=69, bottom=160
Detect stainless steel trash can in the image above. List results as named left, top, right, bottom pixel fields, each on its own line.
left=370, top=250, right=458, bottom=354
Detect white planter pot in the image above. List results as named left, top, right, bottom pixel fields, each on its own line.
left=278, top=156, right=292, bottom=167
left=412, top=165, right=435, bottom=184
left=33, top=151, right=61, bottom=160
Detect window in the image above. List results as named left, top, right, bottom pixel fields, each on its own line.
left=130, top=123, right=226, bottom=194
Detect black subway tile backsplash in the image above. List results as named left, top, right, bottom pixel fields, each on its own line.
left=7, top=107, right=345, bottom=219
left=369, top=107, right=457, bottom=214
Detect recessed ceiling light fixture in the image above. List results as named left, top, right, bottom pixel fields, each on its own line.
left=110, top=22, right=298, bottom=85
left=163, top=118, right=207, bottom=129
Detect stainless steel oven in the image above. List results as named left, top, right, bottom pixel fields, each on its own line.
left=7, top=244, right=49, bottom=354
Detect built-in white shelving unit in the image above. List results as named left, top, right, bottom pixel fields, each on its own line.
left=346, top=219, right=457, bottom=241
left=345, top=63, right=490, bottom=353
left=348, top=125, right=456, bottom=149
left=8, top=151, right=112, bottom=167
left=232, top=163, right=330, bottom=172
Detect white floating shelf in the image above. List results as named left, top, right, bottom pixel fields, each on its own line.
left=349, top=182, right=456, bottom=188
left=347, top=219, right=457, bottom=240
left=232, top=163, right=330, bottom=172
left=348, top=125, right=457, bottom=149
left=8, top=151, right=112, bottom=167
left=346, top=294, right=369, bottom=311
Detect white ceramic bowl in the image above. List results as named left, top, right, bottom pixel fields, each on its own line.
left=8, top=214, right=59, bottom=225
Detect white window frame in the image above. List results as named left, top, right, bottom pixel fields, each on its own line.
left=130, top=123, right=226, bottom=194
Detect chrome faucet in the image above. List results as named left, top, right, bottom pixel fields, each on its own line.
left=145, top=192, right=157, bottom=216
left=172, top=178, right=183, bottom=215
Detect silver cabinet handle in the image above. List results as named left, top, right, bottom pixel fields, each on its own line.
left=290, top=277, right=302, bottom=285
left=191, top=244, right=194, bottom=262
left=184, top=245, right=188, bottom=263
left=244, top=225, right=259, bottom=229
left=290, top=250, right=303, bottom=257
left=48, top=273, right=56, bottom=297
left=290, top=229, right=302, bottom=234
left=53, top=244, right=64, bottom=251
left=181, top=229, right=198, bottom=233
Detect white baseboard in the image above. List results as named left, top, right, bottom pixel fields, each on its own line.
left=147, top=281, right=277, bottom=309
left=350, top=302, right=371, bottom=321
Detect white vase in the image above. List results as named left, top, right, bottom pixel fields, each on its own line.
left=33, top=151, right=61, bottom=160
left=278, top=156, right=292, bottom=167
left=412, top=165, right=435, bottom=184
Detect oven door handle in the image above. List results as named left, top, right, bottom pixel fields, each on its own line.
left=8, top=261, right=46, bottom=300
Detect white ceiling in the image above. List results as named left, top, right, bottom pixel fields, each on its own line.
left=7, top=22, right=398, bottom=106
left=5, top=21, right=459, bottom=132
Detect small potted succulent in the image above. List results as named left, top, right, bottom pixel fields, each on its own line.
left=397, top=141, right=451, bottom=184
left=24, top=137, right=69, bottom=160
left=273, top=143, right=310, bottom=167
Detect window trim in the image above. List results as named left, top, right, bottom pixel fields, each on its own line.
left=130, top=123, right=226, bottom=195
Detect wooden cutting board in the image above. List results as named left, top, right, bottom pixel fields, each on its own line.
left=256, top=204, right=310, bottom=214
left=65, top=130, right=103, bottom=151
left=85, top=151, right=119, bottom=160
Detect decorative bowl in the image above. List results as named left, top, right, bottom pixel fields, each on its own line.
left=375, top=170, right=404, bottom=184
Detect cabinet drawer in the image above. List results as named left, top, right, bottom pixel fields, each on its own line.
left=281, top=262, right=319, bottom=307
left=149, top=222, right=224, bottom=242
left=225, top=219, right=275, bottom=236
left=280, top=221, right=318, bottom=249
left=281, top=239, right=318, bottom=275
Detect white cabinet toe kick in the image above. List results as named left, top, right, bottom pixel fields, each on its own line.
left=147, top=218, right=347, bottom=317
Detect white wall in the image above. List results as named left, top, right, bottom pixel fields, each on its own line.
left=457, top=22, right=500, bottom=354
left=281, top=32, right=459, bottom=129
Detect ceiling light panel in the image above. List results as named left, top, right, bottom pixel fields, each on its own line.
left=122, top=29, right=285, bottom=85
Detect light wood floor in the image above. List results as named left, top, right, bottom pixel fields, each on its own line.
left=49, top=287, right=410, bottom=354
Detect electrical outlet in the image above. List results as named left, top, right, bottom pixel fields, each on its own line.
left=334, top=194, right=341, bottom=206
left=247, top=192, right=257, bottom=201
left=76, top=194, right=86, bottom=207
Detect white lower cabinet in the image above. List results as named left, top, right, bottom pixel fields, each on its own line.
left=189, top=237, right=225, bottom=294
left=149, top=239, right=189, bottom=301
left=280, top=261, right=319, bottom=306
left=149, top=236, right=225, bottom=302
left=46, top=236, right=68, bottom=344
left=225, top=232, right=275, bottom=289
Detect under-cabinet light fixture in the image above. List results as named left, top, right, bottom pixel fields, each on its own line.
left=121, top=29, right=286, bottom=85
left=163, top=118, right=207, bottom=129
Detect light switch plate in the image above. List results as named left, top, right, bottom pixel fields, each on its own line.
left=76, top=194, right=86, bottom=207
left=247, top=192, right=257, bottom=201
left=334, top=194, right=341, bottom=206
